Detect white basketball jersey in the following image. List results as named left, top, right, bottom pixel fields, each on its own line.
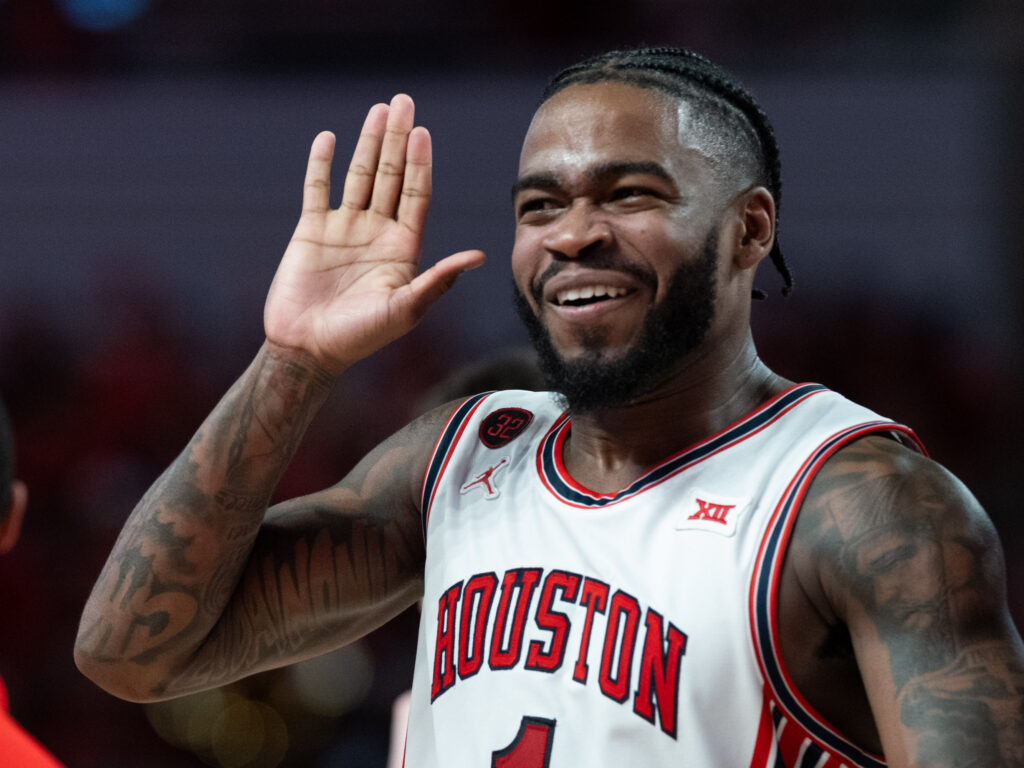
left=405, top=384, right=923, bottom=768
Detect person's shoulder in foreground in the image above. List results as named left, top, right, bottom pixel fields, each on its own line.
left=74, top=44, right=1024, bottom=768
left=0, top=398, right=66, bottom=767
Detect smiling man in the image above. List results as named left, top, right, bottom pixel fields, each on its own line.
left=75, top=48, right=1024, bottom=767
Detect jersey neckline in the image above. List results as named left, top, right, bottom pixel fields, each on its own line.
left=536, top=383, right=829, bottom=509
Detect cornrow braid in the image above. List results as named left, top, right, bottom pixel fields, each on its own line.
left=542, top=47, right=793, bottom=298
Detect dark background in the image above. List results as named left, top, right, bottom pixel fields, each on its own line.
left=0, top=1, right=1022, bottom=765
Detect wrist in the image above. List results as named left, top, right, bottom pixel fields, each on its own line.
left=261, top=339, right=343, bottom=388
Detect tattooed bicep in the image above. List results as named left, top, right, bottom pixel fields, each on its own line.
left=792, top=435, right=1024, bottom=764
left=797, top=435, right=1005, bottom=624
left=795, top=436, right=1017, bottom=687
left=331, top=398, right=463, bottom=513
left=259, top=401, right=460, bottom=560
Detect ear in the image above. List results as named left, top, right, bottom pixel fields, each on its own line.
left=0, top=480, right=28, bottom=555
left=732, top=186, right=775, bottom=271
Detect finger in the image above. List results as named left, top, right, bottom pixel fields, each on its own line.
left=402, top=249, right=486, bottom=319
left=369, top=93, right=415, bottom=218
left=302, top=131, right=337, bottom=214
left=341, top=103, right=389, bottom=212
left=396, top=126, right=432, bottom=235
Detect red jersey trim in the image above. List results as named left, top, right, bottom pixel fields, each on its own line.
left=420, top=392, right=493, bottom=540
left=537, top=383, right=828, bottom=509
left=749, top=421, right=926, bottom=767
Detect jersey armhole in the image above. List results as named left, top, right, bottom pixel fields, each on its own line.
left=750, top=420, right=923, bottom=768
left=419, top=392, right=494, bottom=542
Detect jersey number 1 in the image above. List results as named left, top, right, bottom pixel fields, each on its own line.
left=491, top=716, right=556, bottom=768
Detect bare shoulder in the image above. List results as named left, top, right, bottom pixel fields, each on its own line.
left=328, top=396, right=465, bottom=512
left=789, top=433, right=1024, bottom=765
left=791, top=434, right=1005, bottom=623
left=263, top=396, right=465, bottom=593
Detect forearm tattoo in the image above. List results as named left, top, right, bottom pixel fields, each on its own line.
left=800, top=438, right=1024, bottom=766
left=163, top=488, right=425, bottom=695
left=78, top=347, right=345, bottom=689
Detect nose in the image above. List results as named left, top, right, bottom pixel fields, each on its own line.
left=541, top=201, right=611, bottom=259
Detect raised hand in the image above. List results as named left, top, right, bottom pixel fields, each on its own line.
left=265, top=94, right=485, bottom=374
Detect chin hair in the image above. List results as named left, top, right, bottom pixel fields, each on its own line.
left=512, top=232, right=718, bottom=415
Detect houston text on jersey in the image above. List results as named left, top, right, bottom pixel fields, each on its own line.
left=430, top=565, right=688, bottom=739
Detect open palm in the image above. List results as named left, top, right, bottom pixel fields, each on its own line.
left=265, top=94, right=485, bottom=374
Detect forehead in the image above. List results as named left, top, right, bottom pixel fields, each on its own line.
left=518, top=81, right=708, bottom=178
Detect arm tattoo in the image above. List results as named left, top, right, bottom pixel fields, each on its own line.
left=162, top=444, right=427, bottom=695
left=799, top=437, right=1024, bottom=766
left=902, top=646, right=1024, bottom=767
left=77, top=346, right=338, bottom=687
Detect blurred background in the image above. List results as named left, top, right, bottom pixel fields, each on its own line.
left=0, top=1, right=1022, bottom=765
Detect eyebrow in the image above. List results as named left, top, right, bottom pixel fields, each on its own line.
left=510, top=161, right=675, bottom=202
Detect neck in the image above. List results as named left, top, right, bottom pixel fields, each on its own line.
left=561, top=333, right=791, bottom=494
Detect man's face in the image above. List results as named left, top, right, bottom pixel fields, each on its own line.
left=510, top=81, right=730, bottom=411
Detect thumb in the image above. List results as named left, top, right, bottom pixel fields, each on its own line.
left=403, top=249, right=486, bottom=318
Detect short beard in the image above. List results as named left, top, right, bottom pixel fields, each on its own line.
left=513, top=232, right=718, bottom=415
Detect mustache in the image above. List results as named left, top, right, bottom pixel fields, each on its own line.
left=530, top=254, right=657, bottom=304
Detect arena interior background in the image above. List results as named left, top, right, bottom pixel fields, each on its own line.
left=0, top=1, right=1022, bottom=766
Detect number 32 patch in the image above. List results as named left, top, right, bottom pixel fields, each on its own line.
left=479, top=408, right=534, bottom=449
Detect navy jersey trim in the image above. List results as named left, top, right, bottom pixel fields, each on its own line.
left=751, top=421, right=925, bottom=768
left=537, top=383, right=828, bottom=508
left=420, top=392, right=493, bottom=541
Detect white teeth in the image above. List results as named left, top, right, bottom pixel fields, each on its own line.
left=555, top=285, right=626, bottom=305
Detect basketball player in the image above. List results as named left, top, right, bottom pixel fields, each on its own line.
left=75, top=49, right=1024, bottom=766
left=0, top=397, right=65, bottom=767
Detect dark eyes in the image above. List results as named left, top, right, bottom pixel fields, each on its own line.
left=609, top=186, right=656, bottom=201
left=517, top=198, right=559, bottom=217
left=517, top=187, right=659, bottom=219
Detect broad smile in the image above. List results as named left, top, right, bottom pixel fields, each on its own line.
left=554, top=284, right=631, bottom=306
left=540, top=269, right=645, bottom=313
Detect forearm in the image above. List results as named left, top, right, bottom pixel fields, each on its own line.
left=75, top=96, right=480, bottom=701
left=74, top=341, right=334, bottom=701
left=896, top=635, right=1024, bottom=767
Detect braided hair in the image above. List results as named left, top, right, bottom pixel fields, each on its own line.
left=541, top=47, right=793, bottom=298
